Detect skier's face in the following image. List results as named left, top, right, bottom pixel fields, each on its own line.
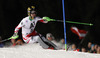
left=30, top=11, right=36, bottom=18
left=31, top=13, right=36, bottom=18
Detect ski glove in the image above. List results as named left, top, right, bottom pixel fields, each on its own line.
left=42, top=17, right=56, bottom=21
left=9, top=33, right=19, bottom=39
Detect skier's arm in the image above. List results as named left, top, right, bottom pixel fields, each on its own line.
left=14, top=20, right=24, bottom=33
left=39, top=17, right=56, bottom=23
left=36, top=17, right=48, bottom=23
left=10, top=20, right=24, bottom=39
left=39, top=19, right=48, bottom=23
left=9, top=20, right=24, bottom=42
left=42, top=17, right=56, bottom=22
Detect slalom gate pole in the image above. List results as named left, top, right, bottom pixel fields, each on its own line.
left=62, top=0, right=67, bottom=51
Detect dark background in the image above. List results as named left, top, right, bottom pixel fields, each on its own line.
left=0, top=0, right=100, bottom=46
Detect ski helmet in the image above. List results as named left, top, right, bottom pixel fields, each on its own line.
left=27, top=6, right=36, bottom=16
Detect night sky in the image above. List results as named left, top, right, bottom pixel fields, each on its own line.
left=0, top=0, right=100, bottom=46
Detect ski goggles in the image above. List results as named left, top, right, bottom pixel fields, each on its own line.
left=31, top=10, right=37, bottom=14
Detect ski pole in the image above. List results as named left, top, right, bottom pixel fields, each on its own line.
left=0, top=35, right=19, bottom=42
left=0, top=38, right=10, bottom=42
left=51, top=20, right=93, bottom=26
left=43, top=17, right=93, bottom=26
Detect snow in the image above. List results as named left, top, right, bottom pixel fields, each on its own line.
left=0, top=43, right=100, bottom=58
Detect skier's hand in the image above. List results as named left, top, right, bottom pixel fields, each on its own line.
left=42, top=17, right=56, bottom=21
left=9, top=33, right=19, bottom=39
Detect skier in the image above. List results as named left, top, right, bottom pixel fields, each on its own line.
left=11, top=6, right=58, bottom=50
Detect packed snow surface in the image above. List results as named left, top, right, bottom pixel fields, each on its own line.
left=0, top=43, right=100, bottom=58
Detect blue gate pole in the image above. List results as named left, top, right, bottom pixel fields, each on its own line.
left=62, top=0, right=67, bottom=51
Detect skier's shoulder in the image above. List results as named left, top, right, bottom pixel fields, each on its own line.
left=35, top=16, right=42, bottom=20
left=21, top=16, right=29, bottom=21
left=23, top=16, right=29, bottom=20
